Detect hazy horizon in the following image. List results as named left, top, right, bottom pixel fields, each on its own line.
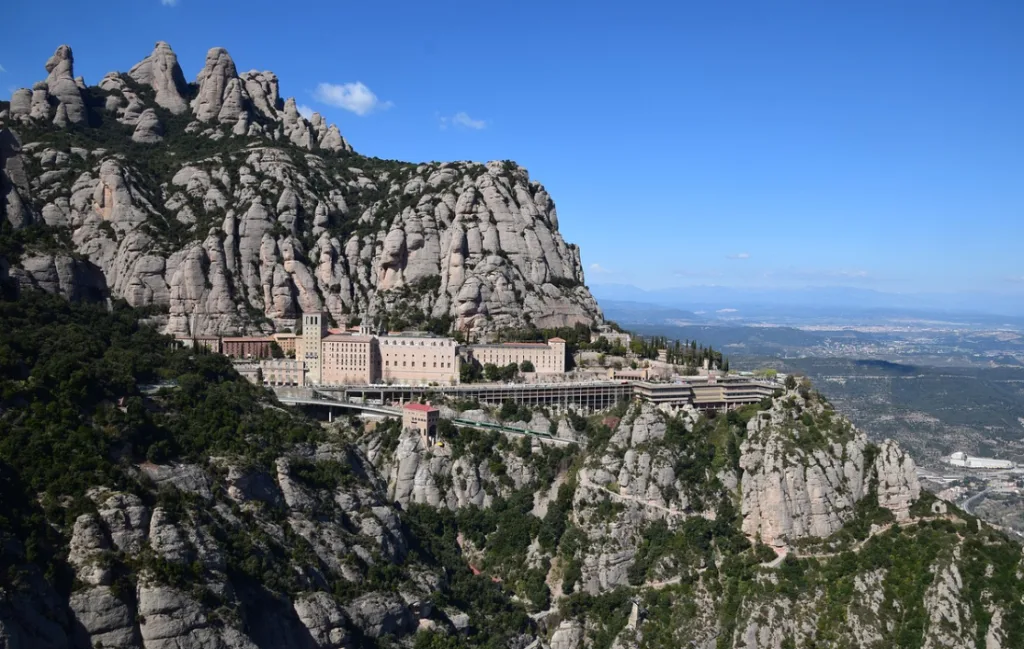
left=590, top=282, right=1024, bottom=319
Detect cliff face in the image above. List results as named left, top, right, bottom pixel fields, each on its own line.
left=364, top=398, right=1022, bottom=649
left=0, top=43, right=601, bottom=335
left=739, top=390, right=921, bottom=547
left=2, top=287, right=1022, bottom=649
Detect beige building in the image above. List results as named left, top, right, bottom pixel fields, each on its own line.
left=260, top=359, right=305, bottom=386
left=233, top=361, right=262, bottom=385
left=272, top=333, right=298, bottom=357
left=403, top=402, right=439, bottom=444
left=592, top=327, right=631, bottom=349
left=300, top=311, right=328, bottom=384
left=380, top=333, right=460, bottom=385
left=608, top=367, right=650, bottom=381
left=470, top=338, right=566, bottom=374
left=291, top=311, right=461, bottom=386
left=321, top=335, right=379, bottom=385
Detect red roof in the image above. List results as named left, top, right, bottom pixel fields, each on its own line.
left=404, top=403, right=438, bottom=413
left=548, top=337, right=566, bottom=343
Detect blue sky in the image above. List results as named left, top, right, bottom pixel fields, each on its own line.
left=4, top=0, right=1023, bottom=297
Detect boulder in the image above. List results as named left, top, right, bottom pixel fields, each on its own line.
left=132, top=109, right=164, bottom=143
left=342, top=593, right=414, bottom=638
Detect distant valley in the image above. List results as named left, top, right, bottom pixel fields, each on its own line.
left=600, top=294, right=1024, bottom=463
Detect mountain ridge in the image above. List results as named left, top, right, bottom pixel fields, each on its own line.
left=0, top=42, right=602, bottom=335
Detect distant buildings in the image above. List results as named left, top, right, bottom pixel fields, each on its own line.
left=174, top=336, right=221, bottom=353
left=380, top=333, right=460, bottom=385
left=298, top=312, right=461, bottom=386
left=607, top=367, right=650, bottom=381
left=261, top=359, right=305, bottom=386
left=300, top=311, right=328, bottom=384
left=591, top=325, right=631, bottom=349
left=469, top=338, right=566, bottom=374
left=234, top=362, right=261, bottom=384
left=222, top=336, right=274, bottom=359
left=322, top=334, right=378, bottom=385
left=188, top=310, right=569, bottom=387
left=272, top=333, right=298, bottom=356
left=946, top=451, right=1015, bottom=470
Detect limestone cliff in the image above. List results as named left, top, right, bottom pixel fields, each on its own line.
left=0, top=43, right=601, bottom=334
left=739, top=389, right=920, bottom=547
left=357, top=394, right=1023, bottom=649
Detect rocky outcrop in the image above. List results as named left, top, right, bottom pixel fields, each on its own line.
left=293, top=592, right=351, bottom=648
left=342, top=592, right=414, bottom=638
left=1, top=127, right=34, bottom=228
left=366, top=425, right=536, bottom=510
left=3, top=43, right=600, bottom=335
left=921, top=556, right=974, bottom=649
left=874, top=438, right=920, bottom=521
left=128, top=41, right=189, bottom=114
left=11, top=254, right=108, bottom=301
left=192, top=47, right=238, bottom=122
left=44, top=45, right=86, bottom=124
left=131, top=108, right=164, bottom=143
left=738, top=391, right=920, bottom=548
left=550, top=619, right=585, bottom=649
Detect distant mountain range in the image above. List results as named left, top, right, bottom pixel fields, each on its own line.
left=592, top=283, right=1024, bottom=324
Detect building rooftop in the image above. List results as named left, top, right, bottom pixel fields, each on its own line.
left=382, top=331, right=451, bottom=339
left=403, top=402, right=438, bottom=413
left=323, top=334, right=374, bottom=342
left=472, top=342, right=553, bottom=349
left=548, top=337, right=567, bottom=343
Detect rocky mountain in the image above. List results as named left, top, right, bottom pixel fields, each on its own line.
left=0, top=43, right=601, bottom=335
left=3, top=292, right=1023, bottom=649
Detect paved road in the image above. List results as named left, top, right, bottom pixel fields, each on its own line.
left=961, top=488, right=991, bottom=516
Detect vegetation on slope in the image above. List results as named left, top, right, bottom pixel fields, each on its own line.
left=2, top=290, right=1024, bottom=648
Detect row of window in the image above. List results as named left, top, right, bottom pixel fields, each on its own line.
left=381, top=339, right=454, bottom=347
left=384, top=361, right=453, bottom=368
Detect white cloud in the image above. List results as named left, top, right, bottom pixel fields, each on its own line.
left=727, top=252, right=750, bottom=260
left=452, top=111, right=486, bottom=130
left=297, top=104, right=314, bottom=119
left=160, top=0, right=178, bottom=6
left=314, top=82, right=392, bottom=116
left=0, top=64, right=6, bottom=74
left=588, top=263, right=610, bottom=274
left=717, top=308, right=738, bottom=313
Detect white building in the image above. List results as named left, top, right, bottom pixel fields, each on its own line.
left=946, top=451, right=1015, bottom=470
